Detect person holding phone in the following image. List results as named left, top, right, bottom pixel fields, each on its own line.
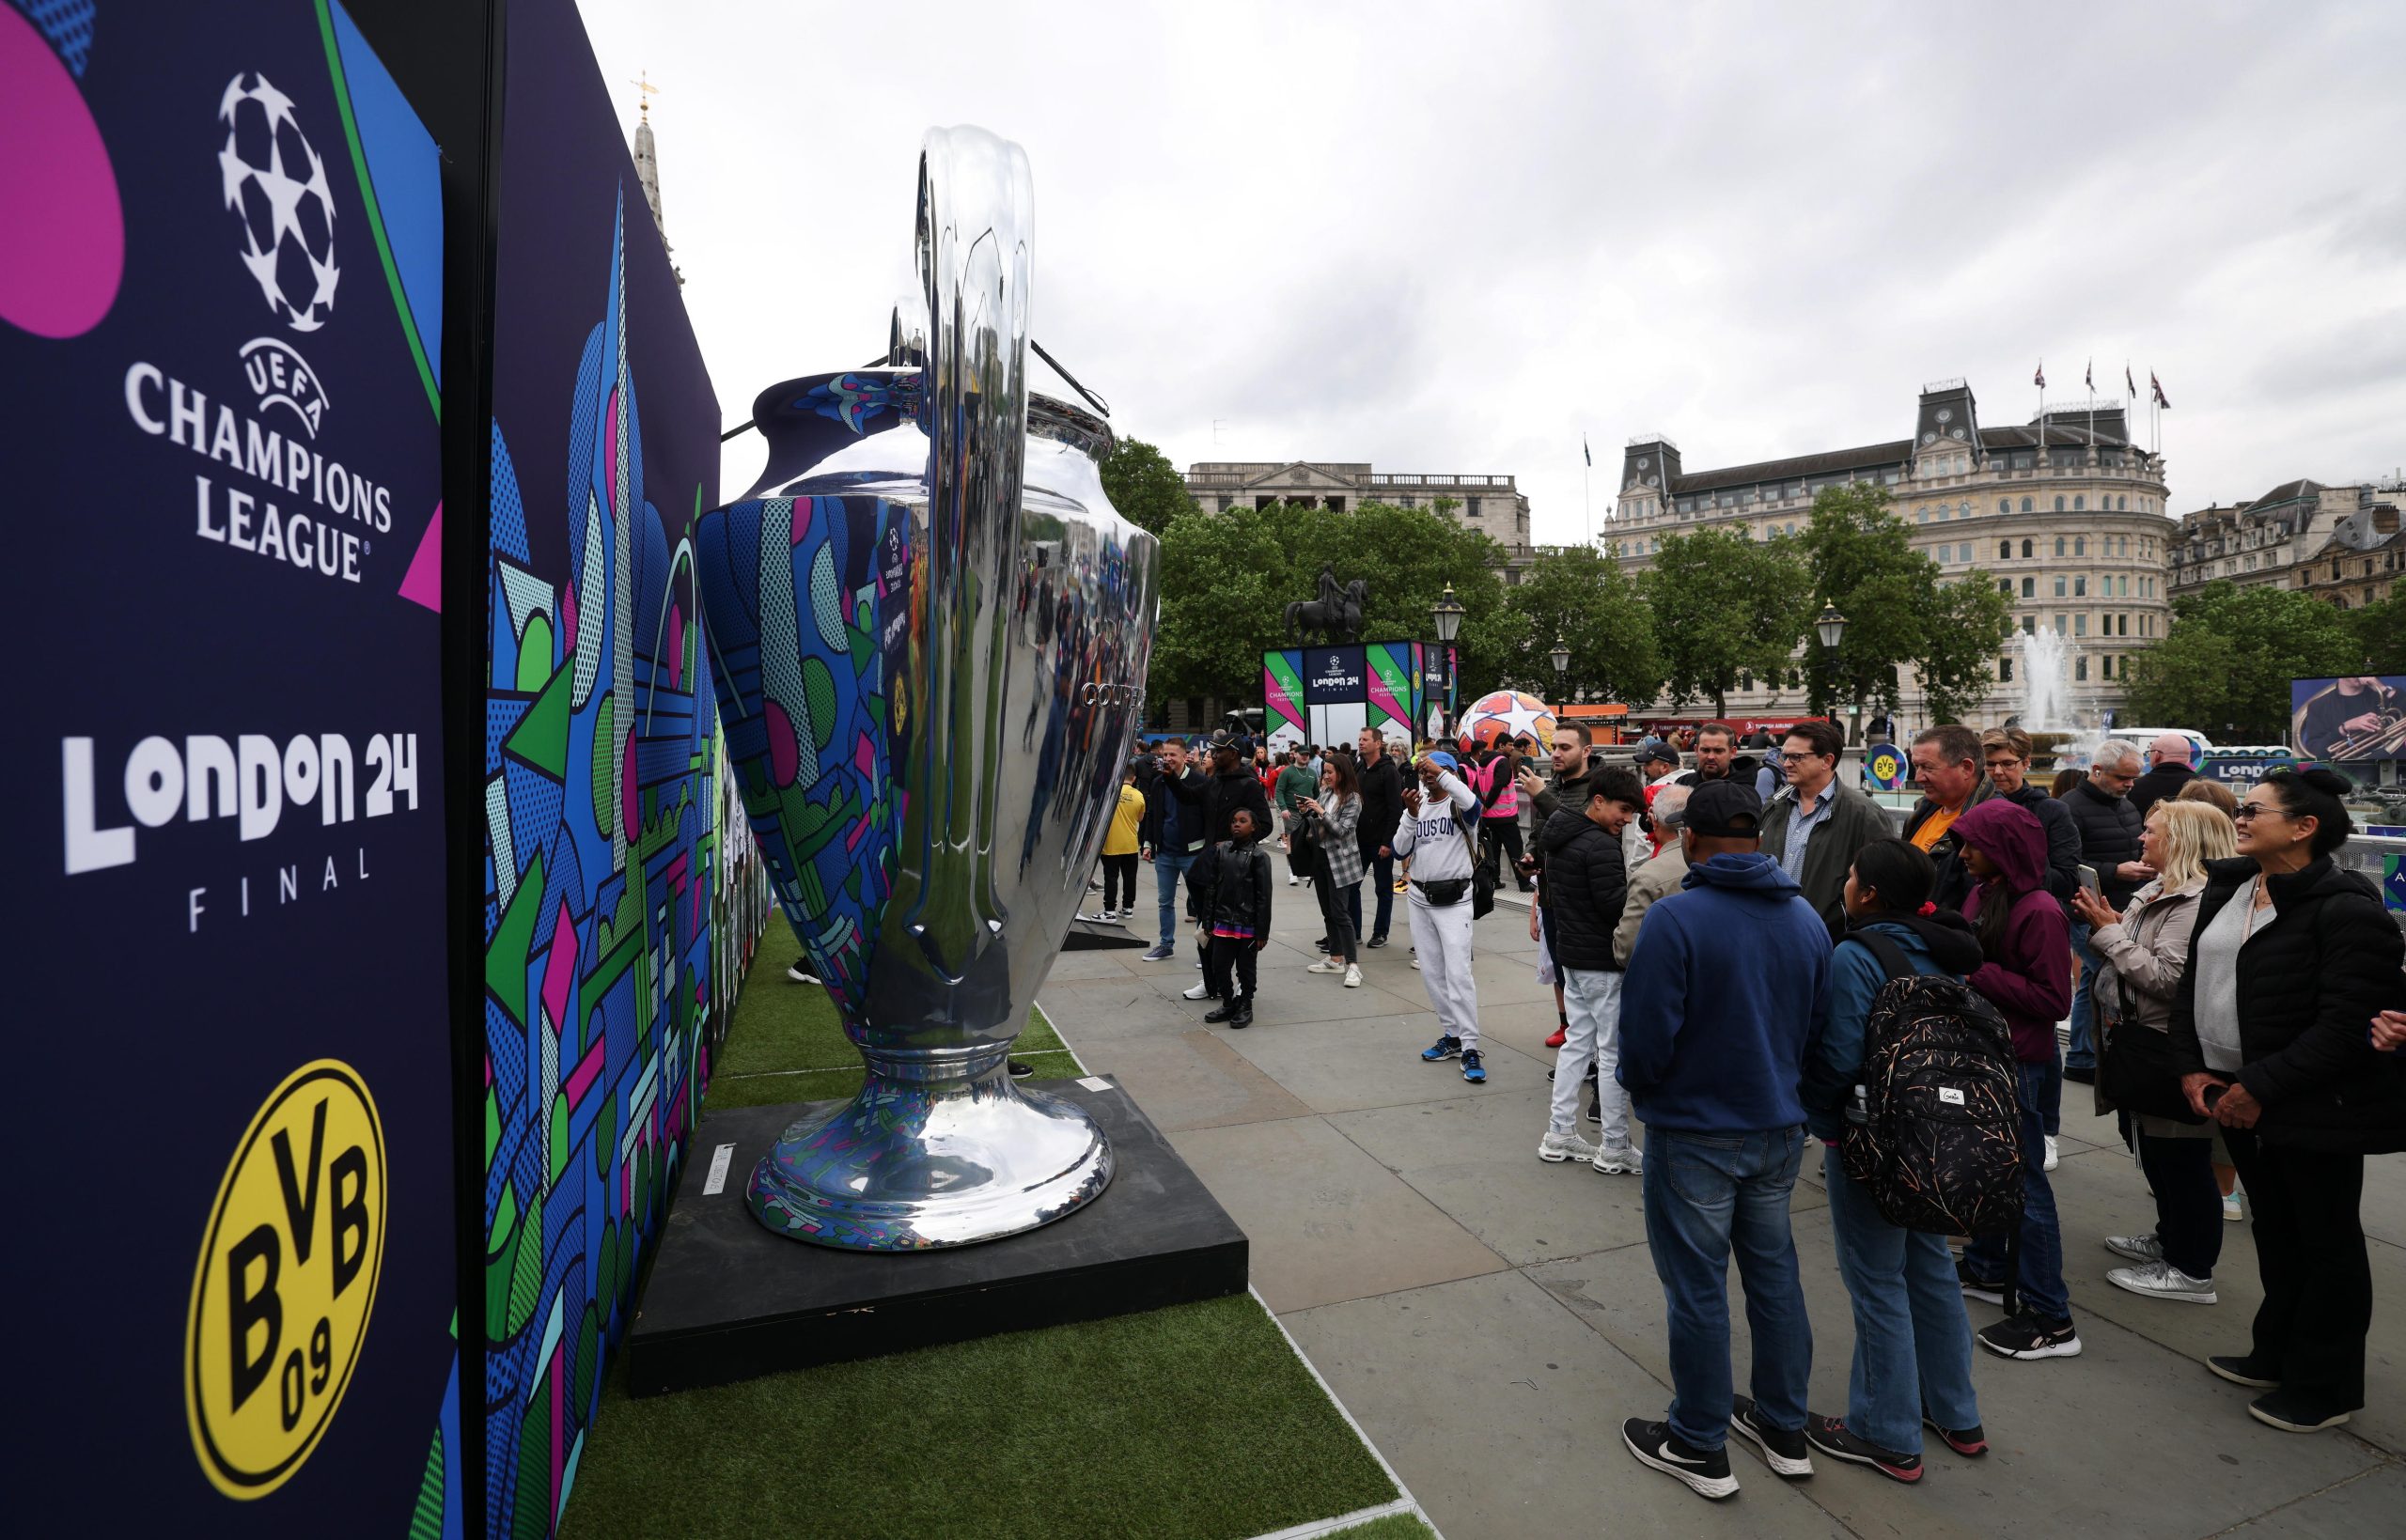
left=2168, top=769, right=2406, bottom=1434
left=1299, top=754, right=1365, bottom=987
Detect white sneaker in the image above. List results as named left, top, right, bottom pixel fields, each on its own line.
left=2043, top=1135, right=2059, bottom=1172
left=1288, top=875, right=1301, bottom=886
left=1410, top=955, right=1422, bottom=970
left=1076, top=910, right=1108, bottom=924
left=2223, top=1190, right=2245, bottom=1222
left=1539, top=1128, right=1600, bottom=1163
left=1343, top=964, right=1363, bottom=988
left=2103, top=1233, right=2164, bottom=1264
left=787, top=961, right=820, bottom=984
left=2107, top=1260, right=2217, bottom=1304
left=1181, top=981, right=1212, bottom=1001
left=1592, top=1143, right=1643, bottom=1176
left=1305, top=958, right=1343, bottom=974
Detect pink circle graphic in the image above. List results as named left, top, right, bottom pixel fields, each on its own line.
left=0, top=8, right=124, bottom=338
left=763, top=698, right=799, bottom=788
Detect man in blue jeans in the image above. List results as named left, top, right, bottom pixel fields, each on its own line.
left=1615, top=780, right=1833, bottom=1501
left=1140, top=739, right=1209, bottom=962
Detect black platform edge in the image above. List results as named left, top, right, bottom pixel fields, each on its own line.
left=624, top=1076, right=1248, bottom=1395
left=1061, top=918, right=1148, bottom=950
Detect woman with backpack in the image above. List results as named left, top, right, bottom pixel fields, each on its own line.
left=1949, top=800, right=2079, bottom=1363
left=1793, top=839, right=1991, bottom=1483
left=2168, top=769, right=2406, bottom=1434
left=2070, top=799, right=2236, bottom=1306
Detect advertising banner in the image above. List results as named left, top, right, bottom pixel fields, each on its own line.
left=476, top=0, right=722, bottom=1532
left=1302, top=645, right=1368, bottom=704
left=2291, top=676, right=2406, bottom=762
left=1262, top=639, right=1435, bottom=749
left=5, top=2, right=454, bottom=1532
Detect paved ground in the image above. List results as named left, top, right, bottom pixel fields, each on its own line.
left=1039, top=875, right=2406, bottom=1539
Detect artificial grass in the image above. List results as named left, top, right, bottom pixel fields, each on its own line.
left=1327, top=1516, right=1438, bottom=1540
left=558, top=1292, right=1398, bottom=1540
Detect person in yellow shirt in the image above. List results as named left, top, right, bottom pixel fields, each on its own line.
left=1084, top=759, right=1148, bottom=924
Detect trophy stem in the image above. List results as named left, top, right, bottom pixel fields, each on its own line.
left=744, top=1060, right=1114, bottom=1251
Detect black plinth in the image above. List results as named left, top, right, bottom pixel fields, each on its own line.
left=624, top=1075, right=1249, bottom=1395
left=1061, top=918, right=1148, bottom=950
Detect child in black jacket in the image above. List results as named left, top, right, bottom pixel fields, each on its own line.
left=1191, top=808, right=1274, bottom=1028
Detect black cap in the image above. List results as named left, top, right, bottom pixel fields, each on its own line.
left=1637, top=741, right=1681, bottom=769
left=1685, top=779, right=1763, bottom=837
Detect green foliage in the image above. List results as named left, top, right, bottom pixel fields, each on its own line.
left=1504, top=545, right=1662, bottom=707
left=2123, top=580, right=2365, bottom=741
left=2350, top=592, right=2406, bottom=673
left=1151, top=499, right=1513, bottom=707
left=1917, top=573, right=2016, bottom=725
left=1100, top=436, right=1198, bottom=537
left=1792, top=480, right=2010, bottom=724
left=1639, top=525, right=1813, bottom=716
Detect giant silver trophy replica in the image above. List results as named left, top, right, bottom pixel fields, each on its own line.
left=692, top=127, right=1158, bottom=1250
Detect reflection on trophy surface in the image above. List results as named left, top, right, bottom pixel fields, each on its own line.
left=693, top=127, right=1158, bottom=1250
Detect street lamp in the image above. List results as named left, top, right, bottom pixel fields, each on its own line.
left=1431, top=583, right=1465, bottom=740
left=1815, top=599, right=1849, bottom=739
left=1548, top=635, right=1570, bottom=731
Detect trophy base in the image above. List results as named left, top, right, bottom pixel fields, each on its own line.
left=745, top=1062, right=1114, bottom=1250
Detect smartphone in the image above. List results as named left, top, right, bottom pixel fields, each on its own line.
left=2076, top=863, right=2101, bottom=895
left=2202, top=1082, right=2229, bottom=1110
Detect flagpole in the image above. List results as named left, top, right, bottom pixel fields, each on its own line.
left=1584, top=460, right=1592, bottom=546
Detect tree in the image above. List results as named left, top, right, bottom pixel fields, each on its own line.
left=1795, top=479, right=2009, bottom=725
left=1150, top=502, right=1292, bottom=708
left=2123, top=580, right=2364, bottom=741
left=1099, top=436, right=1196, bottom=537
left=1915, top=574, right=2015, bottom=725
left=1504, top=545, right=1662, bottom=708
left=1639, top=526, right=1813, bottom=717
left=2349, top=593, right=2406, bottom=673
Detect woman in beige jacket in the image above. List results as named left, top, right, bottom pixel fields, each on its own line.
left=2070, top=800, right=2237, bottom=1304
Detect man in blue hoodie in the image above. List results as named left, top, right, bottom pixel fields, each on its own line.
left=1617, top=779, right=1833, bottom=1501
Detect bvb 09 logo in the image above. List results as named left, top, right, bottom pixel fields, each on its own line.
left=185, top=1060, right=385, bottom=1499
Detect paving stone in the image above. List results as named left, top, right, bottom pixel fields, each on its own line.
left=1068, top=1026, right=1312, bottom=1133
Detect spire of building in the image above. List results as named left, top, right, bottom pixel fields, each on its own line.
left=629, top=74, right=681, bottom=286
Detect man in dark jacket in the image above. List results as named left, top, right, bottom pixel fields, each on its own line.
left=1536, top=766, right=1648, bottom=1171
left=1693, top=723, right=1762, bottom=789
left=1141, top=740, right=1211, bottom=962
left=1902, top=724, right=1996, bottom=912
left=1203, top=738, right=1273, bottom=843
left=1353, top=727, right=1404, bottom=947
left=2128, top=732, right=2199, bottom=817
left=2064, top=739, right=2148, bottom=1078
left=1617, top=780, right=1831, bottom=1500
left=1758, top=719, right=1891, bottom=933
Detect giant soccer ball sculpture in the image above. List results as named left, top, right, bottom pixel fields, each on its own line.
left=1458, top=690, right=1557, bottom=753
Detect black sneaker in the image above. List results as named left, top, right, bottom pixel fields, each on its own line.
left=787, top=960, right=821, bottom=984
left=1977, top=1313, right=2082, bottom=1361
left=1730, top=1396, right=1812, bottom=1478
left=2206, top=1355, right=2280, bottom=1389
left=1956, top=1254, right=2007, bottom=1306
left=1621, top=1418, right=1738, bottom=1501
left=1367, top=934, right=1389, bottom=949
left=1007, top=1059, right=1034, bottom=1080
left=1922, top=1406, right=1989, bottom=1457
left=2247, top=1390, right=2351, bottom=1433
left=1226, top=1003, right=1254, bottom=1030
left=1804, top=1415, right=1922, bottom=1483
left=1204, top=1003, right=1239, bottom=1023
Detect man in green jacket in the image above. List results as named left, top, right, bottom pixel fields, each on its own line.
left=1758, top=720, right=1892, bottom=934
left=1272, top=746, right=1320, bottom=886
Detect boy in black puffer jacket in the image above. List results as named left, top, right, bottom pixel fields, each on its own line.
left=1535, top=766, right=1648, bottom=1170
left=1190, top=808, right=1274, bottom=1028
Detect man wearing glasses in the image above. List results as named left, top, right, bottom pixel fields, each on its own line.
left=2063, top=740, right=2150, bottom=1084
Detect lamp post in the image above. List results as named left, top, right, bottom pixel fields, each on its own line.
left=1431, top=583, right=1465, bottom=741
left=1548, top=635, right=1570, bottom=725
left=1815, top=599, right=1849, bottom=741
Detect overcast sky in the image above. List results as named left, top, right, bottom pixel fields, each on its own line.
left=576, top=0, right=2405, bottom=546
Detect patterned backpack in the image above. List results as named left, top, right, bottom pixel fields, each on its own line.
left=1838, top=931, right=2025, bottom=1237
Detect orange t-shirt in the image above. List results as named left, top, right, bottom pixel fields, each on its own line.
left=1910, top=804, right=1959, bottom=852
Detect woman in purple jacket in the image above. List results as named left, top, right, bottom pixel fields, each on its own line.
left=1949, top=800, right=2078, bottom=1363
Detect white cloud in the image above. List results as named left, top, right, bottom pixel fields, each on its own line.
left=577, top=0, right=2406, bottom=538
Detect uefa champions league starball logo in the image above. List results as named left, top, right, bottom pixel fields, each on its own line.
left=217, top=73, right=339, bottom=333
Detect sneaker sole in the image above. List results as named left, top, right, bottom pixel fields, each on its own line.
left=2101, top=1238, right=2163, bottom=1264
left=2106, top=1271, right=2216, bottom=1305
left=1591, top=1157, right=1642, bottom=1175
left=1730, top=1418, right=1814, bottom=1479
left=1801, top=1434, right=1917, bottom=1483
left=1538, top=1143, right=1598, bottom=1164
left=2248, top=1402, right=2351, bottom=1434
left=2205, top=1360, right=2280, bottom=1390
left=1979, top=1333, right=2083, bottom=1361
left=1923, top=1423, right=1989, bottom=1458
left=1960, top=1283, right=2007, bottom=1306
left=1621, top=1429, right=1740, bottom=1501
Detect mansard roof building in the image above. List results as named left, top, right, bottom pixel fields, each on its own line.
left=2168, top=477, right=2402, bottom=611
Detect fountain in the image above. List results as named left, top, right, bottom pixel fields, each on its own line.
left=2012, top=629, right=2079, bottom=769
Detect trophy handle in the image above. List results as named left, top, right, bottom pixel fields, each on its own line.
left=893, top=126, right=1031, bottom=978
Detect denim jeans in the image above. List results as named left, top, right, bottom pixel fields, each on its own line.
left=1154, top=848, right=1196, bottom=949
left=1345, top=848, right=1397, bottom=941
left=2065, top=921, right=2097, bottom=1069
left=1823, top=1144, right=1980, bottom=1454
left=1642, top=1126, right=1813, bottom=1451
left=1963, top=1060, right=2071, bottom=1322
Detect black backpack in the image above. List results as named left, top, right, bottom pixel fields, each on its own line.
left=1839, top=931, right=2024, bottom=1238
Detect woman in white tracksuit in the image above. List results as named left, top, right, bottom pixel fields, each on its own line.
left=1398, top=754, right=1488, bottom=1083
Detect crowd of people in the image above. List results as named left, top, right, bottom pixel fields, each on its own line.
left=1092, top=714, right=2406, bottom=1503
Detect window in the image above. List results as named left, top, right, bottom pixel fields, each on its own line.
left=2000, top=657, right=2014, bottom=682
left=2000, top=540, right=2012, bottom=560
left=2075, top=654, right=2088, bottom=679
left=2117, top=496, right=2128, bottom=511
left=2075, top=614, right=2087, bottom=636
left=2074, top=577, right=2086, bottom=597
left=1998, top=579, right=2013, bottom=596
left=2022, top=576, right=2036, bottom=597
left=2023, top=614, right=2037, bottom=634
left=1961, top=501, right=1972, bottom=517
left=1940, top=506, right=1951, bottom=521
left=2023, top=538, right=2034, bottom=558
left=2055, top=614, right=2068, bottom=634
left=1999, top=499, right=2011, bottom=514
left=2054, top=576, right=2067, bottom=597
left=1466, top=497, right=1480, bottom=518
left=2118, top=614, right=2129, bottom=636
left=2074, top=495, right=2086, bottom=512
left=2022, top=497, right=2034, bottom=512
left=1919, top=507, right=1929, bottom=522
left=2074, top=536, right=2086, bottom=555
left=2055, top=496, right=2067, bottom=513
left=2055, top=536, right=2068, bottom=555
left=2101, top=655, right=2114, bottom=679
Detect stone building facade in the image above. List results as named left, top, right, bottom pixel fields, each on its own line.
left=1604, top=379, right=2175, bottom=730
left=1182, top=460, right=1537, bottom=580
left=2169, top=478, right=2402, bottom=611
